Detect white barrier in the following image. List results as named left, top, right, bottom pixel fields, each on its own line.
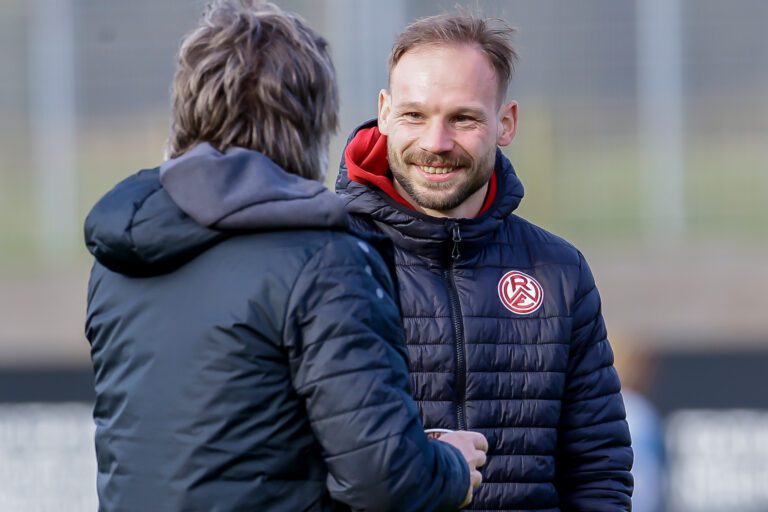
left=0, top=403, right=97, bottom=512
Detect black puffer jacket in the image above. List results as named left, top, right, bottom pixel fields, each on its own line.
left=336, top=122, right=633, bottom=511
left=84, top=143, right=469, bottom=512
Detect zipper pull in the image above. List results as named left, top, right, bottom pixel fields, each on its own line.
left=451, top=224, right=462, bottom=260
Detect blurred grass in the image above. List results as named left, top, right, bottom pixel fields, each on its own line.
left=1, top=109, right=766, bottom=270
left=687, top=139, right=768, bottom=236
left=518, top=136, right=768, bottom=242
left=0, top=172, right=38, bottom=268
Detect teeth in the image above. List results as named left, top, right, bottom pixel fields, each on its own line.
left=419, top=165, right=455, bottom=174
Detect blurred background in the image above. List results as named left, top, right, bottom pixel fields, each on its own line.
left=1, top=0, right=766, bottom=510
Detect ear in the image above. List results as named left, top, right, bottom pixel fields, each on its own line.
left=378, top=89, right=392, bottom=135
left=496, top=100, right=518, bottom=147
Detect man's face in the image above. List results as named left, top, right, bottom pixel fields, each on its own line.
left=378, top=43, right=517, bottom=217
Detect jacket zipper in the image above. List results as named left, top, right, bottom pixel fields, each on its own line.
left=445, top=223, right=467, bottom=430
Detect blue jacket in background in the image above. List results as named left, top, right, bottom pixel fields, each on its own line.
left=84, top=143, right=469, bottom=512
left=336, top=121, right=634, bottom=511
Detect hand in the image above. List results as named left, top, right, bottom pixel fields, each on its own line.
left=437, top=431, right=488, bottom=508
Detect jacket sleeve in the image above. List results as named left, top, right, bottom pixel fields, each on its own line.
left=557, top=252, right=634, bottom=511
left=283, top=235, right=469, bottom=512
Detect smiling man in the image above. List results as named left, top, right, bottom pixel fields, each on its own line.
left=337, top=12, right=634, bottom=512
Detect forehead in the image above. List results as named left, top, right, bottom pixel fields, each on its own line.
left=389, top=43, right=498, bottom=108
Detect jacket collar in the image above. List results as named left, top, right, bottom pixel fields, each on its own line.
left=336, top=119, right=525, bottom=261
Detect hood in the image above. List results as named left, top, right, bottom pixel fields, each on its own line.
left=335, top=120, right=525, bottom=260
left=85, top=143, right=349, bottom=276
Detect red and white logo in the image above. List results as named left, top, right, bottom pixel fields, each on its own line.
left=498, top=271, right=543, bottom=315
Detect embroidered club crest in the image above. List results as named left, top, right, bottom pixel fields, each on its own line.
left=498, top=270, right=543, bottom=315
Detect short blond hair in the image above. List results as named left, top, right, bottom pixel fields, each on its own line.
left=166, top=0, right=338, bottom=180
left=389, top=12, right=517, bottom=103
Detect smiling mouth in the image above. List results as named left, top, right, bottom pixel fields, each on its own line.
left=415, top=164, right=460, bottom=175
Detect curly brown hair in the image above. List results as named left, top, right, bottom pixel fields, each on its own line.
left=166, top=0, right=338, bottom=180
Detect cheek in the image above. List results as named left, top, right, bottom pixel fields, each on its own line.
left=460, top=132, right=496, bottom=159
left=389, top=128, right=418, bottom=155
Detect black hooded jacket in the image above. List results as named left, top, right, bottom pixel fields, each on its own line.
left=84, top=143, right=469, bottom=512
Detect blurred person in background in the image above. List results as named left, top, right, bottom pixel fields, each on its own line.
left=336, top=12, right=634, bottom=511
left=83, top=1, right=486, bottom=510
left=613, top=337, right=667, bottom=512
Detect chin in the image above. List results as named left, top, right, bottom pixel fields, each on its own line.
left=415, top=194, right=463, bottom=211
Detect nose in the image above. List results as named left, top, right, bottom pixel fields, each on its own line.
left=418, top=121, right=454, bottom=154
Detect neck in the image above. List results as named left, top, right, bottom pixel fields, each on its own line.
left=393, top=181, right=489, bottom=219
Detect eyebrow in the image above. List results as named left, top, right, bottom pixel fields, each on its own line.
left=452, top=107, right=487, bottom=119
left=394, top=101, right=426, bottom=112
left=395, top=102, right=487, bottom=118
